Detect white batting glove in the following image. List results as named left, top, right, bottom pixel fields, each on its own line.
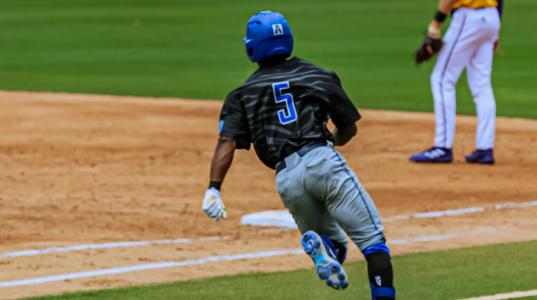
left=202, top=188, right=228, bottom=221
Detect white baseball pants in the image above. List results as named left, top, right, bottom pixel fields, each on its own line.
left=431, top=7, right=501, bottom=150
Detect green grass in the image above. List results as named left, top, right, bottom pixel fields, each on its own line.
left=28, top=240, right=537, bottom=300
left=0, top=0, right=536, bottom=118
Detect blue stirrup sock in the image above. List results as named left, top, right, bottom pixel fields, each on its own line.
left=370, top=284, right=396, bottom=300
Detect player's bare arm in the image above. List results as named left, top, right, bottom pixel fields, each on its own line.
left=333, top=123, right=357, bottom=146
left=201, top=137, right=236, bottom=221
left=412, top=0, right=501, bottom=163
left=209, top=137, right=236, bottom=184
left=415, top=0, right=456, bottom=63
left=428, top=0, right=457, bottom=37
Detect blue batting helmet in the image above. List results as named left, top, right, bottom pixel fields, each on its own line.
left=243, top=11, right=293, bottom=63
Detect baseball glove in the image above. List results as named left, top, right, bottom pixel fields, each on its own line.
left=415, top=36, right=443, bottom=64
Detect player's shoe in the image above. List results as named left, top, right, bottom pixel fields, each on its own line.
left=410, top=147, right=453, bottom=163
left=465, top=149, right=494, bottom=164
left=301, top=231, right=348, bottom=290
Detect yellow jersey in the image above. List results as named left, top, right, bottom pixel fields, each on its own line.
left=453, top=0, right=498, bottom=9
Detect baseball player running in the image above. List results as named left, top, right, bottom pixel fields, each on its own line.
left=201, top=11, right=396, bottom=300
left=411, top=0, right=503, bottom=164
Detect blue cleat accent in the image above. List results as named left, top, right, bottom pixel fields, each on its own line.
left=301, top=231, right=348, bottom=290
left=320, top=235, right=347, bottom=264
left=465, top=149, right=494, bottom=164
left=410, top=147, right=453, bottom=163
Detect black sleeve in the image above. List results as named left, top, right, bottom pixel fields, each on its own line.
left=219, top=90, right=251, bottom=150
left=497, top=0, right=503, bottom=19
left=329, top=72, right=361, bottom=129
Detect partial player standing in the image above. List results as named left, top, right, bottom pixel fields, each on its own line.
left=202, top=11, right=396, bottom=300
left=412, top=0, right=503, bottom=164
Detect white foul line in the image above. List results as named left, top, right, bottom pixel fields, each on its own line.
left=390, top=233, right=461, bottom=245
left=494, top=200, right=537, bottom=209
left=383, top=200, right=537, bottom=222
left=0, top=249, right=303, bottom=288
left=414, top=207, right=485, bottom=219
left=457, top=289, right=537, bottom=300
left=241, top=200, right=537, bottom=228
left=0, top=236, right=230, bottom=260
left=3, top=200, right=536, bottom=261
left=0, top=233, right=461, bottom=288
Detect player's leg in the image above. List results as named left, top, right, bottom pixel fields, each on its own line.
left=275, top=156, right=348, bottom=290
left=305, top=209, right=349, bottom=265
left=365, top=250, right=395, bottom=300
left=431, top=15, right=470, bottom=149
left=329, top=157, right=395, bottom=300
left=304, top=146, right=395, bottom=299
left=465, top=8, right=500, bottom=164
left=466, top=40, right=496, bottom=163
left=430, top=12, right=474, bottom=150
left=411, top=10, right=477, bottom=163
left=290, top=148, right=351, bottom=264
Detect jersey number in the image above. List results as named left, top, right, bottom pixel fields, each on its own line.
left=272, top=81, right=297, bottom=125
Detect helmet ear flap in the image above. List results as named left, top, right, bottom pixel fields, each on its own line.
left=244, top=39, right=256, bottom=61
left=255, top=38, right=291, bottom=62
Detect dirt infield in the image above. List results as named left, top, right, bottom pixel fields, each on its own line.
left=0, top=91, right=536, bottom=299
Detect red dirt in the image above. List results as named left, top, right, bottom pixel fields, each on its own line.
left=0, top=91, right=535, bottom=299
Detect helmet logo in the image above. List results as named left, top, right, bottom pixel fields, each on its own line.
left=272, top=24, right=284, bottom=36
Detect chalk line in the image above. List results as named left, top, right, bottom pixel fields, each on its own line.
left=494, top=200, right=537, bottom=210
left=384, top=200, right=537, bottom=222
left=0, top=233, right=461, bottom=288
left=241, top=200, right=537, bottom=228
left=457, top=289, right=537, bottom=300
left=0, top=249, right=303, bottom=288
left=413, top=207, right=485, bottom=219
left=390, top=233, right=461, bottom=245
left=0, top=236, right=230, bottom=260
left=4, top=199, right=535, bottom=260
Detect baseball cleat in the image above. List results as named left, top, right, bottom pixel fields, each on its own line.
left=465, top=149, right=494, bottom=164
left=410, top=147, right=453, bottom=163
left=301, top=231, right=348, bottom=290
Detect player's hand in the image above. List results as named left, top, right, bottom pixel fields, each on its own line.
left=202, top=188, right=228, bottom=221
left=427, top=20, right=442, bottom=40
left=415, top=35, right=443, bottom=64
left=415, top=21, right=443, bottom=64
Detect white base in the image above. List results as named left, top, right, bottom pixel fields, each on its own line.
left=240, top=210, right=297, bottom=229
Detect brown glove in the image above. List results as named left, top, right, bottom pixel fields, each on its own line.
left=415, top=36, right=443, bottom=64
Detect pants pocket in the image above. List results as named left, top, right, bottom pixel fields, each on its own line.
left=305, top=157, right=326, bottom=168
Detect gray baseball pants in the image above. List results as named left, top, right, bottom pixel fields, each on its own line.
left=275, top=143, right=386, bottom=251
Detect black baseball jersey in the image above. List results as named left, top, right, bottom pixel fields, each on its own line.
left=219, top=57, right=361, bottom=169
